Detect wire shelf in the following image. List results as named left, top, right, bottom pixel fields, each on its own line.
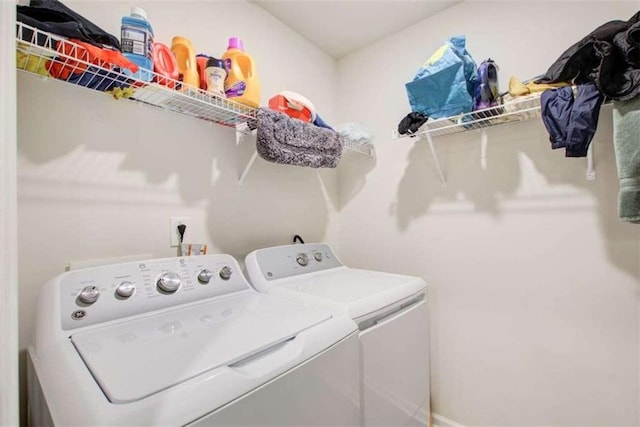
left=343, top=140, right=375, bottom=157
left=16, top=21, right=373, bottom=160
left=393, top=94, right=543, bottom=139
left=15, top=21, right=257, bottom=131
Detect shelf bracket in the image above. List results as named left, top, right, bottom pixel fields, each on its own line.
left=238, top=149, right=258, bottom=187
left=480, top=130, right=488, bottom=171
left=586, top=144, right=596, bottom=181
left=425, top=133, right=447, bottom=188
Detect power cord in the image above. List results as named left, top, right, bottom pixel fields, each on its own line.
left=177, top=224, right=187, bottom=244
left=177, top=224, right=187, bottom=256
left=292, top=234, right=305, bottom=244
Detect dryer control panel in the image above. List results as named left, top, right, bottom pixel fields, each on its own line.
left=59, top=255, right=250, bottom=330
left=247, top=243, right=343, bottom=284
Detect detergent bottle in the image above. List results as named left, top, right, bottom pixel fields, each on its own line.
left=222, top=37, right=260, bottom=107
left=120, top=7, right=154, bottom=82
left=152, top=42, right=179, bottom=89
left=205, top=57, right=227, bottom=97
left=171, top=36, right=199, bottom=90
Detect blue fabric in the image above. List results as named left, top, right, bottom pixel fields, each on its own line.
left=66, top=66, right=134, bottom=91
left=541, top=86, right=575, bottom=150
left=540, top=83, right=605, bottom=158
left=405, top=35, right=478, bottom=118
left=313, top=114, right=334, bottom=131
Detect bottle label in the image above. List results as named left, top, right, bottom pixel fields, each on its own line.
left=121, top=24, right=153, bottom=60
left=225, top=81, right=246, bottom=98
left=206, top=67, right=227, bottom=96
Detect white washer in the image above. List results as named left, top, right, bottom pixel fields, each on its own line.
left=28, top=254, right=361, bottom=426
left=245, top=243, right=430, bottom=427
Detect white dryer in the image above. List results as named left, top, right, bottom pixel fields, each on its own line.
left=245, top=243, right=430, bottom=427
left=28, top=254, right=360, bottom=426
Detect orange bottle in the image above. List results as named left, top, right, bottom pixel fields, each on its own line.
left=171, top=36, right=199, bottom=90
left=222, top=37, right=260, bottom=107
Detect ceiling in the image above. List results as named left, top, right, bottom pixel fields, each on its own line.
left=253, top=1, right=463, bottom=59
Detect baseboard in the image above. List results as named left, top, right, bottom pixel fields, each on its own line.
left=433, top=413, right=465, bottom=427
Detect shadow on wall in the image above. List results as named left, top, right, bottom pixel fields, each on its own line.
left=337, top=150, right=377, bottom=209
left=17, top=75, right=335, bottom=259
left=17, top=81, right=221, bottom=204
left=393, top=111, right=638, bottom=278
left=204, top=131, right=336, bottom=258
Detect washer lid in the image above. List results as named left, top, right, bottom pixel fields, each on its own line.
left=71, top=292, right=331, bottom=404
left=270, top=268, right=426, bottom=319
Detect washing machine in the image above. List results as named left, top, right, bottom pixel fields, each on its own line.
left=245, top=243, right=430, bottom=426
left=27, top=253, right=361, bottom=426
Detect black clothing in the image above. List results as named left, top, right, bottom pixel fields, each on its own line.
left=17, top=0, right=120, bottom=50
left=538, top=11, right=640, bottom=101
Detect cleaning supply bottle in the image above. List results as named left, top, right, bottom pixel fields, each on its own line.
left=222, top=37, right=260, bottom=107
left=152, top=42, right=179, bottom=89
left=120, top=7, right=154, bottom=82
left=171, top=36, right=199, bottom=90
left=196, top=54, right=210, bottom=90
left=205, top=57, right=227, bottom=97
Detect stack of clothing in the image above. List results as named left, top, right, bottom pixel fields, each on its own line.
left=537, top=10, right=640, bottom=222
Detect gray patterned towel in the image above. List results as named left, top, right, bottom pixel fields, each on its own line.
left=256, top=108, right=344, bottom=168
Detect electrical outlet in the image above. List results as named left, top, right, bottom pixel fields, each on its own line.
left=170, top=216, right=191, bottom=247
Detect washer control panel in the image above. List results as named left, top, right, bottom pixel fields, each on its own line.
left=254, top=243, right=343, bottom=281
left=60, top=255, right=249, bottom=330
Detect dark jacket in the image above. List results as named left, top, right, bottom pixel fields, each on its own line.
left=17, top=0, right=120, bottom=50
left=540, top=84, right=604, bottom=158
left=537, top=11, right=640, bottom=101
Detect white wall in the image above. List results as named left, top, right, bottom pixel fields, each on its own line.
left=17, top=0, right=339, bottom=419
left=337, top=2, right=640, bottom=426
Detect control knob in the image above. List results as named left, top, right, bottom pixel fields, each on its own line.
left=116, top=281, right=135, bottom=298
left=219, top=266, right=232, bottom=281
left=157, top=272, right=181, bottom=293
left=198, top=269, right=213, bottom=284
left=296, top=253, right=309, bottom=266
left=78, top=286, right=100, bottom=305
left=313, top=252, right=323, bottom=262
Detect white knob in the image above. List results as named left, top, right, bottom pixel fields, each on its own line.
left=296, top=253, right=309, bottom=266
left=198, top=269, right=213, bottom=284
left=314, top=252, right=323, bottom=262
left=116, top=281, right=135, bottom=298
left=78, top=286, right=100, bottom=304
left=219, top=266, right=232, bottom=281
left=157, top=272, right=181, bottom=293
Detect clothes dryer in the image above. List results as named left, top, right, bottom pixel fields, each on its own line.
left=28, top=254, right=360, bottom=426
left=245, top=243, right=430, bottom=426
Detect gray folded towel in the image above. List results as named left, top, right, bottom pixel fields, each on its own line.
left=613, top=96, right=640, bottom=223
left=256, top=108, right=344, bottom=168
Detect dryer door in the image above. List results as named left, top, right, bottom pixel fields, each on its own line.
left=358, top=296, right=429, bottom=426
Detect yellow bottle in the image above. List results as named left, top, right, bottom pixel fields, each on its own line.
left=171, top=36, right=199, bottom=90
left=222, top=37, right=260, bottom=107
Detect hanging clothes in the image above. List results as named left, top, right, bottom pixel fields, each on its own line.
left=540, top=84, right=605, bottom=158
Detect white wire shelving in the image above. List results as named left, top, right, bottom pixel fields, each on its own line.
left=15, top=21, right=374, bottom=185
left=393, top=95, right=542, bottom=140
left=16, top=21, right=258, bottom=130
left=393, top=93, right=596, bottom=187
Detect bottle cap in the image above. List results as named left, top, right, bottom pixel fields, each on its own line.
left=131, top=6, right=148, bottom=20
left=227, top=37, right=244, bottom=51
left=206, top=57, right=225, bottom=70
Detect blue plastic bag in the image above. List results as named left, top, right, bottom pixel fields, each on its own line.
left=405, top=35, right=478, bottom=118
